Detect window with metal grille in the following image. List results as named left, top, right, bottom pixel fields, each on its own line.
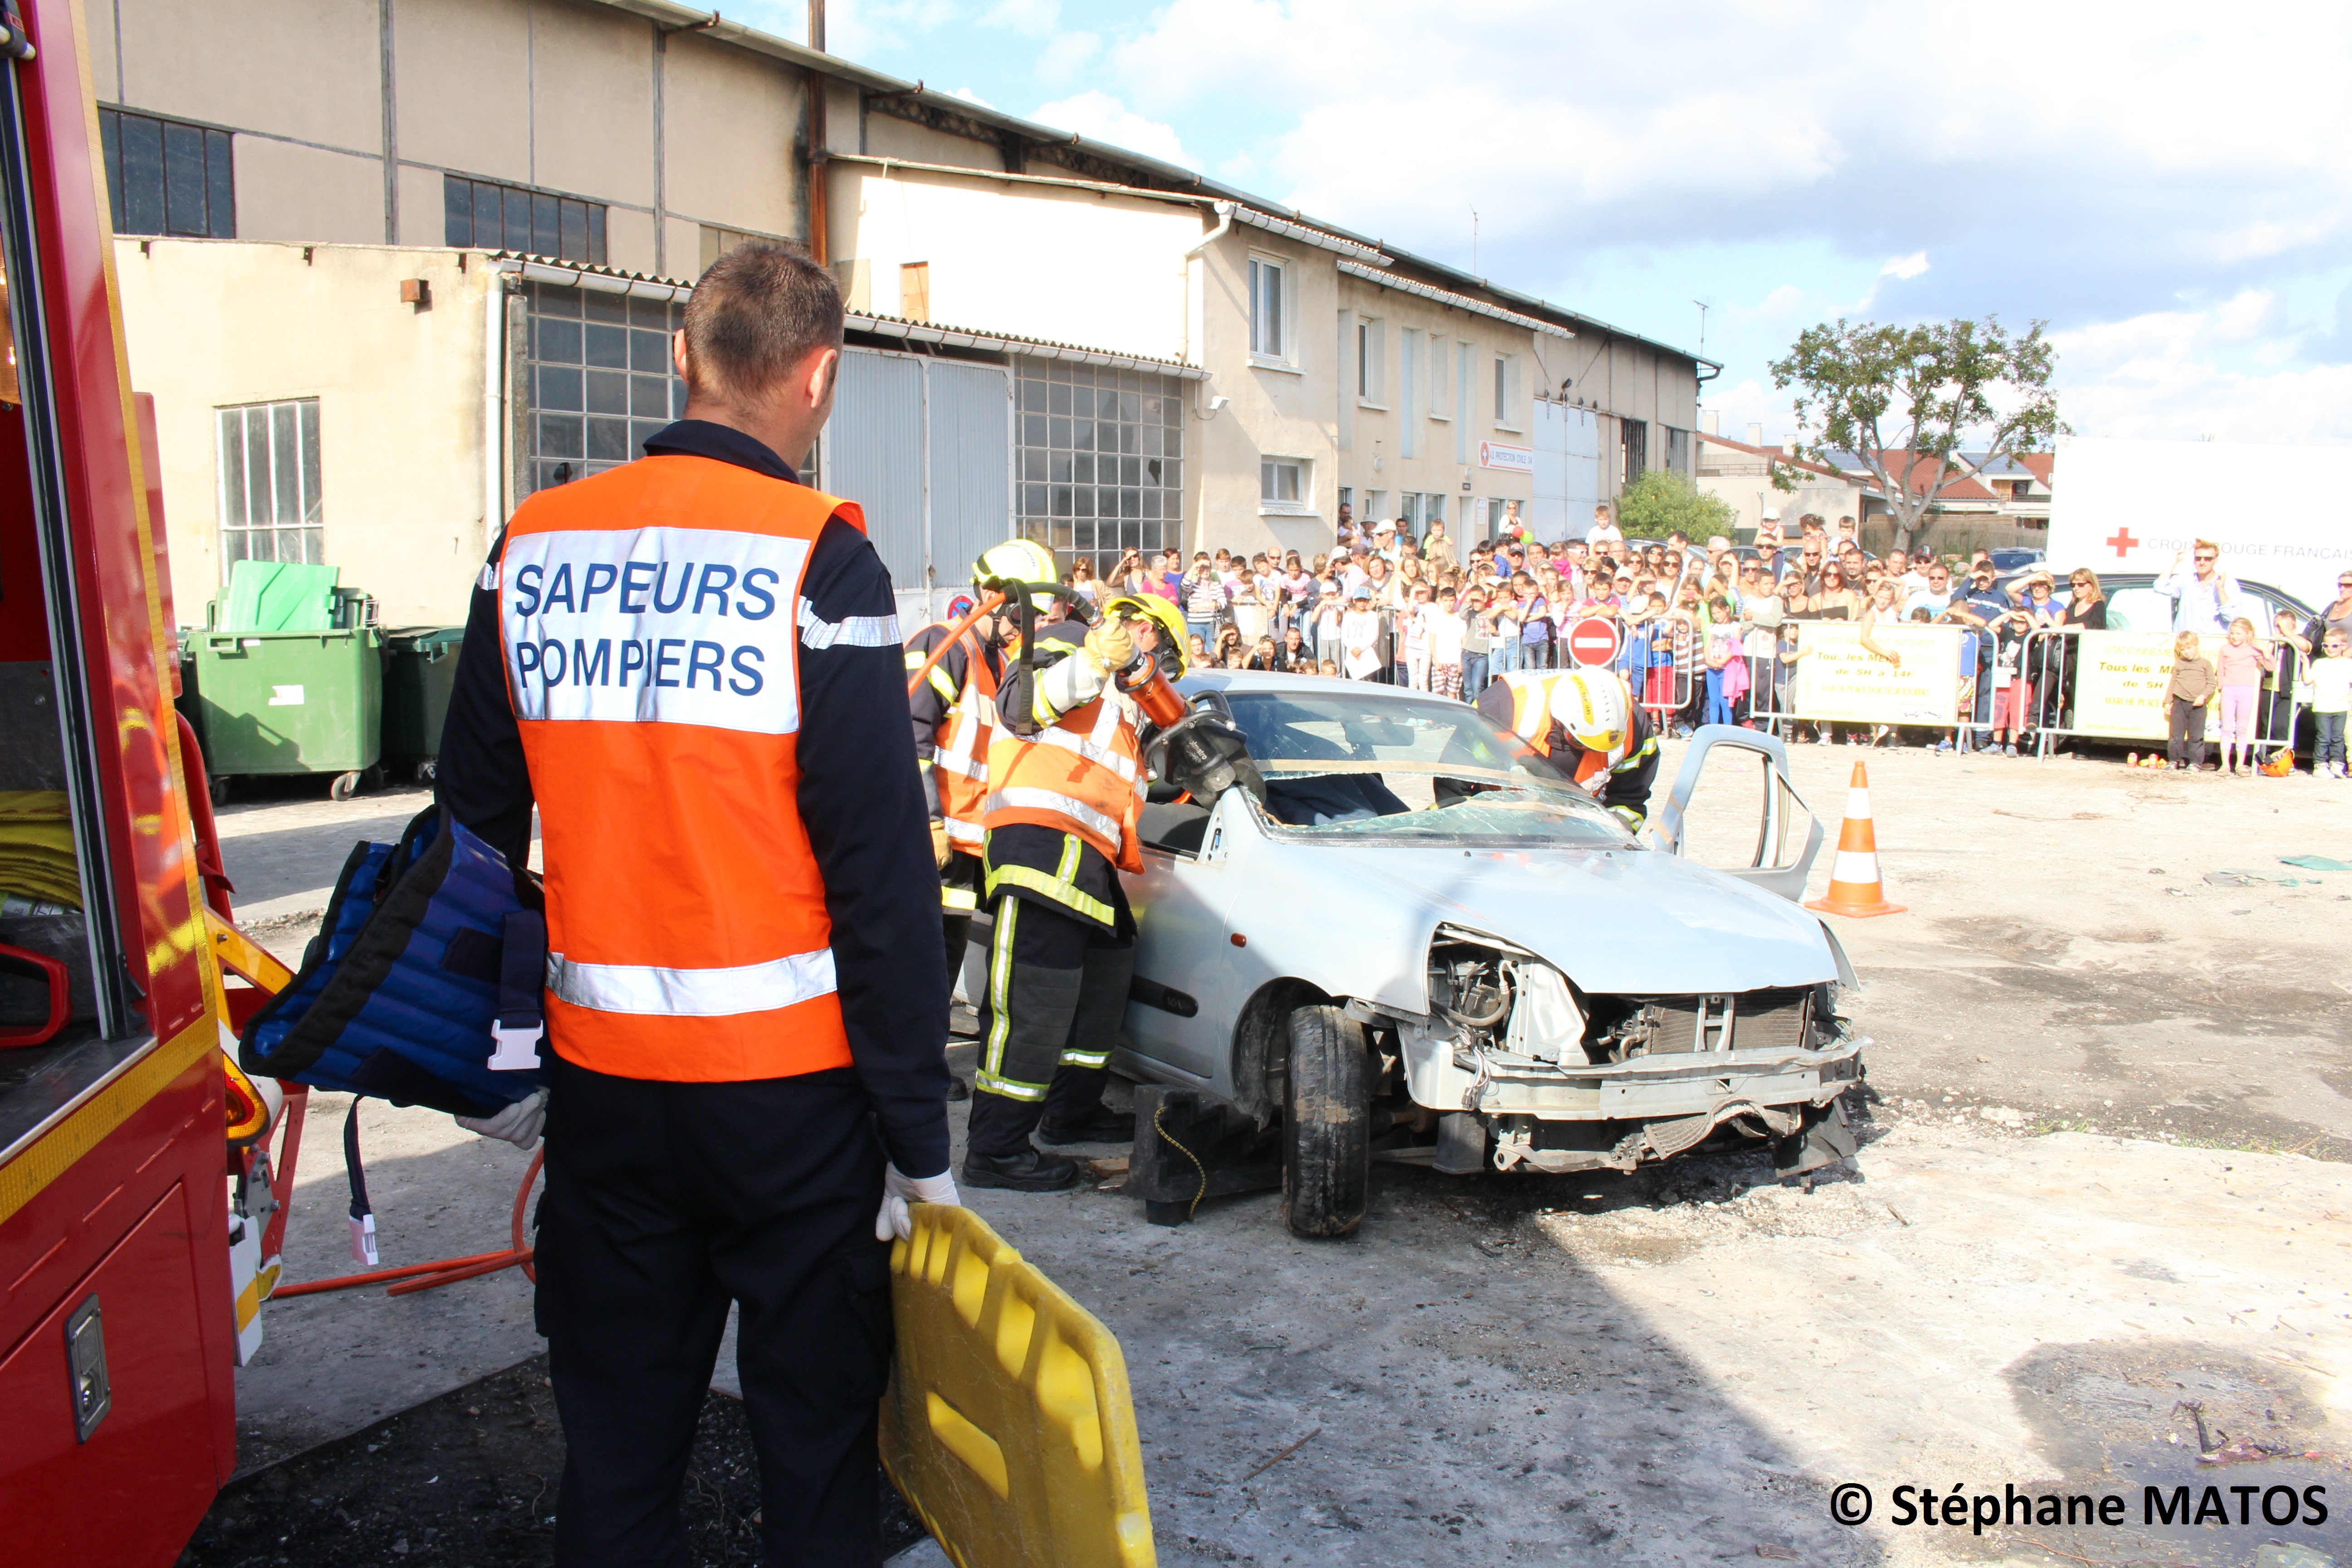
left=520, top=279, right=687, bottom=496
left=444, top=175, right=607, bottom=265
left=1622, top=418, right=1648, bottom=485
left=99, top=108, right=233, bottom=239
left=1015, top=360, right=1185, bottom=581
left=216, top=398, right=321, bottom=573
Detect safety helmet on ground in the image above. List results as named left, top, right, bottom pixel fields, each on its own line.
left=1548, top=669, right=1631, bottom=755
left=1102, top=593, right=1189, bottom=678
left=972, top=538, right=1061, bottom=612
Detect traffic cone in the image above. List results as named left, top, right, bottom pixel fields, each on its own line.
left=1805, top=761, right=1905, bottom=918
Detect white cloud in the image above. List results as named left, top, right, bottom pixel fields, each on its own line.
left=981, top=0, right=1058, bottom=35
left=1035, top=30, right=1098, bottom=84
left=2051, top=292, right=2352, bottom=443
left=946, top=85, right=996, bottom=108
left=1729, top=284, right=1807, bottom=325
left=1030, top=90, right=1192, bottom=168
left=1879, top=252, right=1930, bottom=281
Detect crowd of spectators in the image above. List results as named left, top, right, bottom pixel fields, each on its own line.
left=1056, top=506, right=2346, bottom=771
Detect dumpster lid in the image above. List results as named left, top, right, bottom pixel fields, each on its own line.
left=221, top=561, right=342, bottom=632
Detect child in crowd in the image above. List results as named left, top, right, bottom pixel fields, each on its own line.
left=2213, top=616, right=2277, bottom=776
left=1311, top=588, right=1345, bottom=669
left=2313, top=629, right=2352, bottom=778
left=1937, top=605, right=1980, bottom=753
left=1341, top=594, right=1383, bottom=681
left=1701, top=597, right=1747, bottom=727
left=2165, top=630, right=2218, bottom=771
left=1426, top=587, right=1467, bottom=700
left=1400, top=583, right=1433, bottom=690
left=1318, top=658, right=1340, bottom=677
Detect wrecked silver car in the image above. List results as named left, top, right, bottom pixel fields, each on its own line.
left=1110, top=673, right=1865, bottom=1238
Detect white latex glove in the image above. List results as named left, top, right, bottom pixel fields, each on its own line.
left=875, top=1163, right=962, bottom=1241
left=456, top=1086, right=548, bottom=1151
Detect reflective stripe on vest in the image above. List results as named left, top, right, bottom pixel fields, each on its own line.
left=921, top=625, right=999, bottom=855
left=498, top=453, right=864, bottom=1082
left=983, top=692, right=1144, bottom=873
left=1502, top=671, right=1563, bottom=756
left=547, top=947, right=837, bottom=1017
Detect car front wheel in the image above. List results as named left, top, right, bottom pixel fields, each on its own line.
left=1281, top=1004, right=1371, bottom=1238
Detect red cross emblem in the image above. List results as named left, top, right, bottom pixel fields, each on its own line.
left=2105, top=527, right=2138, bottom=558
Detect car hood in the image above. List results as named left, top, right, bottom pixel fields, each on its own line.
left=1321, top=841, right=1838, bottom=997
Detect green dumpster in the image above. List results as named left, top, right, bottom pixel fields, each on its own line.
left=190, top=562, right=384, bottom=802
left=382, top=626, right=464, bottom=783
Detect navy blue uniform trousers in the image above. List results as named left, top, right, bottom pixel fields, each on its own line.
left=536, top=1055, right=892, bottom=1568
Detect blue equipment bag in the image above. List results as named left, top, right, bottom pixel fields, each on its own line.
left=239, top=806, right=549, bottom=1118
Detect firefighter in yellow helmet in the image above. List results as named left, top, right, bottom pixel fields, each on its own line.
left=903, top=542, right=1053, bottom=1016
left=964, top=563, right=1182, bottom=1191
left=1475, top=667, right=1659, bottom=830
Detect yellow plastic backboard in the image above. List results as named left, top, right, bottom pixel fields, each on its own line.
left=882, top=1204, right=1155, bottom=1568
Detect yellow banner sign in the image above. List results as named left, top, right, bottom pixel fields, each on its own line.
left=2070, top=631, right=2223, bottom=739
left=1790, top=623, right=1963, bottom=725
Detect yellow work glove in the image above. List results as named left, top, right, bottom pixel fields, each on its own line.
left=1083, top=620, right=1136, bottom=675
left=930, top=820, right=952, bottom=868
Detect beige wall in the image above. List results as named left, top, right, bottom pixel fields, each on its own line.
left=232, top=137, right=384, bottom=245
left=392, top=0, right=532, bottom=185
left=113, top=240, right=494, bottom=627
left=862, top=112, right=1004, bottom=173
left=1337, top=274, right=1539, bottom=535
left=1192, top=227, right=1338, bottom=564
left=534, top=4, right=657, bottom=206
left=119, top=0, right=382, bottom=153
left=660, top=29, right=801, bottom=237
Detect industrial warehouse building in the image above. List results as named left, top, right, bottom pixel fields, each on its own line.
left=98, top=0, right=1712, bottom=626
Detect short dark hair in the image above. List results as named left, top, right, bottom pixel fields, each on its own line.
left=680, top=240, right=843, bottom=409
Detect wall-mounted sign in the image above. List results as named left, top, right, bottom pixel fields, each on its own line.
left=1478, top=441, right=1535, bottom=475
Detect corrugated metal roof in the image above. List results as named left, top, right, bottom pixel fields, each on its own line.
left=490, top=252, right=1207, bottom=377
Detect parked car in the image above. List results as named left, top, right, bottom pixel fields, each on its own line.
left=1111, top=674, right=1864, bottom=1237
left=1985, top=547, right=2047, bottom=573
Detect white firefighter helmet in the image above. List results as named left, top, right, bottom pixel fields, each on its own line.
left=972, top=538, right=1060, bottom=612
left=1547, top=669, right=1632, bottom=755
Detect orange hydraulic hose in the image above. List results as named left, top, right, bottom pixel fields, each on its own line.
left=904, top=591, right=1005, bottom=697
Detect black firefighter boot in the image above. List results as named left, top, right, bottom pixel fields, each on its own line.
left=963, top=960, right=1085, bottom=1191
left=1036, top=943, right=1140, bottom=1146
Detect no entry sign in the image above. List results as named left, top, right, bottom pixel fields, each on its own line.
left=1567, top=616, right=1622, bottom=666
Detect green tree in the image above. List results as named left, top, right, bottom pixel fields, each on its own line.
left=1769, top=315, right=2061, bottom=554
left=1614, top=466, right=1736, bottom=540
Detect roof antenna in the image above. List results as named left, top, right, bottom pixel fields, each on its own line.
left=1470, top=209, right=1479, bottom=276
left=1693, top=299, right=1710, bottom=356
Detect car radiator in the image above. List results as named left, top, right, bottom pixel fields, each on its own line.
left=1631, top=986, right=1813, bottom=1056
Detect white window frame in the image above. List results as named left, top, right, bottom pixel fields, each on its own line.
left=216, top=396, right=324, bottom=576
left=1248, top=252, right=1299, bottom=371
left=1354, top=316, right=1386, bottom=407
left=1454, top=341, right=1471, bottom=465
left=1399, top=330, right=1419, bottom=459
left=1493, top=352, right=1523, bottom=432
left=1426, top=331, right=1450, bottom=423
left=1260, top=456, right=1313, bottom=517
left=1360, top=488, right=1387, bottom=521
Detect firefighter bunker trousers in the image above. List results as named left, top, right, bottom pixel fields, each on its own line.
left=966, top=881, right=1137, bottom=1159
left=535, top=1054, right=893, bottom=1568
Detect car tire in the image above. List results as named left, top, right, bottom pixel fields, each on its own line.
left=1281, top=1004, right=1371, bottom=1239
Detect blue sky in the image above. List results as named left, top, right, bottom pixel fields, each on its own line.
left=737, top=0, right=2352, bottom=447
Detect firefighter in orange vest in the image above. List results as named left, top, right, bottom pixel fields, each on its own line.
left=903, top=560, right=1025, bottom=1001
left=436, top=242, right=953, bottom=1566
left=1475, top=667, right=1661, bottom=829
left=962, top=583, right=1186, bottom=1191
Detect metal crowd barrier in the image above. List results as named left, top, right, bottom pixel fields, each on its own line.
left=2009, top=626, right=2306, bottom=763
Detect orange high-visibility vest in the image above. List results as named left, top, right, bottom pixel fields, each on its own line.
left=1495, top=669, right=1626, bottom=785
left=497, top=453, right=869, bottom=1082
left=1498, top=670, right=1569, bottom=757
left=984, top=691, right=1146, bottom=874
left=929, top=636, right=997, bottom=857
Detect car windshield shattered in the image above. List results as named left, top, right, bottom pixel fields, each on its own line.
left=1216, top=688, right=1632, bottom=847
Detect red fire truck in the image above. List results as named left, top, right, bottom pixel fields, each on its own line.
left=0, top=1, right=293, bottom=1558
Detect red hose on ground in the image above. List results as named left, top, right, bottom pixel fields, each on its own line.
left=269, top=1147, right=544, bottom=1300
